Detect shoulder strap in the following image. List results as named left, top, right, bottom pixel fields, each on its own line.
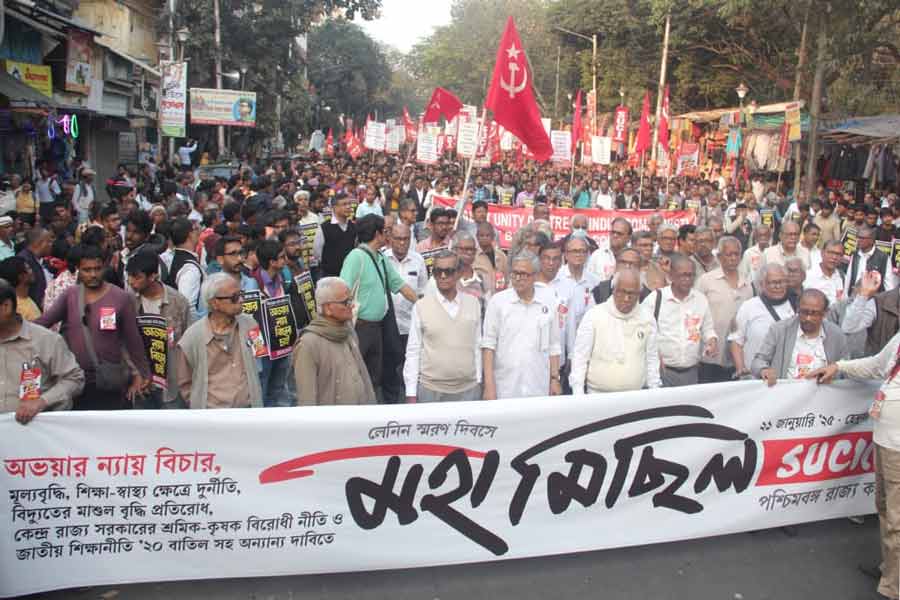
left=653, top=289, right=663, bottom=322
left=760, top=294, right=784, bottom=322
left=77, top=285, right=100, bottom=368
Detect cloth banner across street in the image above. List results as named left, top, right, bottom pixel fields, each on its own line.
left=432, top=195, right=694, bottom=248
left=0, top=380, right=878, bottom=597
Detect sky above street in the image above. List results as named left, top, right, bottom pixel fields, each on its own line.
left=356, top=0, right=453, bottom=53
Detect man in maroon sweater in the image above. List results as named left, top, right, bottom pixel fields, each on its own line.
left=37, top=244, right=150, bottom=410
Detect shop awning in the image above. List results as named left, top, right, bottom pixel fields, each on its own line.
left=820, top=115, right=900, bottom=144
left=675, top=100, right=806, bottom=122
left=0, top=71, right=55, bottom=107
left=96, top=40, right=160, bottom=78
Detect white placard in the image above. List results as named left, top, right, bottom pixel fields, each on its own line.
left=592, top=136, right=612, bottom=165
left=550, top=130, right=572, bottom=164
left=456, top=121, right=479, bottom=159
left=364, top=122, right=386, bottom=151
left=416, top=132, right=440, bottom=165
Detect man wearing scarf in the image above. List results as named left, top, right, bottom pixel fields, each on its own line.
left=729, top=263, right=796, bottom=378
left=292, top=277, right=376, bottom=405
left=569, top=269, right=661, bottom=394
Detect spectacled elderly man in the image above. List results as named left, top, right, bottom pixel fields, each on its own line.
left=752, top=288, right=847, bottom=386
left=570, top=269, right=660, bottom=394
left=404, top=250, right=481, bottom=403
left=641, top=254, right=717, bottom=387
left=482, top=251, right=561, bottom=399
left=764, top=220, right=809, bottom=270
left=293, top=277, right=376, bottom=406
left=175, top=273, right=263, bottom=409
left=729, top=263, right=795, bottom=379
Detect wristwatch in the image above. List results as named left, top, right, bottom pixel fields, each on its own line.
left=550, top=373, right=561, bottom=382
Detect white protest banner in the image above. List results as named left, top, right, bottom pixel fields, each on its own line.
left=416, top=132, right=440, bottom=165
left=364, top=121, right=386, bottom=151
left=385, top=125, right=402, bottom=154
left=592, top=136, right=612, bottom=165
left=500, top=129, right=514, bottom=151
left=456, top=120, right=479, bottom=158
left=0, top=381, right=876, bottom=598
left=550, top=130, right=572, bottom=164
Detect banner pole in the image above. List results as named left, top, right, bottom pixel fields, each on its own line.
left=455, top=106, right=487, bottom=230
left=569, top=141, right=577, bottom=195
left=639, top=152, right=645, bottom=205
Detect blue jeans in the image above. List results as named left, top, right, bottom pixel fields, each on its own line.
left=260, top=356, right=292, bottom=407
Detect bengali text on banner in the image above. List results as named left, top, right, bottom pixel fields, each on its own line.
left=0, top=381, right=878, bottom=597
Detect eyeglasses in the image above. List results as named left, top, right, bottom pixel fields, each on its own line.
left=326, top=297, right=354, bottom=307
left=510, top=270, right=534, bottom=279
left=566, top=248, right=588, bottom=255
left=215, top=293, right=242, bottom=303
left=433, top=267, right=458, bottom=278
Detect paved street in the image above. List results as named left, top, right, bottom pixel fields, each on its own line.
left=36, top=517, right=881, bottom=600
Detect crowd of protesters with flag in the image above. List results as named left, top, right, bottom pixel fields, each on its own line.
left=1, top=14, right=900, bottom=600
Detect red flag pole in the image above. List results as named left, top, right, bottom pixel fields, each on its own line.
left=639, top=152, right=645, bottom=205
left=455, top=106, right=488, bottom=229
left=569, top=141, right=577, bottom=194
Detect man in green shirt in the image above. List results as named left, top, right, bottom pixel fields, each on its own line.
left=340, top=214, right=417, bottom=399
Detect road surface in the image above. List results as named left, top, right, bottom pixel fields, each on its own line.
left=35, top=517, right=881, bottom=600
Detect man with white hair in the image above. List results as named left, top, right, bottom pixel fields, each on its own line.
left=292, top=277, right=376, bottom=405
left=175, top=273, right=263, bottom=409
left=482, top=251, right=562, bottom=399
left=570, top=269, right=660, bottom=393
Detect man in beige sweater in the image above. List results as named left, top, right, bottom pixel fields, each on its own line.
left=569, top=269, right=661, bottom=394
left=404, top=250, right=481, bottom=402
left=292, top=277, right=376, bottom=406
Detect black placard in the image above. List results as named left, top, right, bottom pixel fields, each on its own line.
left=261, top=296, right=298, bottom=361
left=136, top=315, right=168, bottom=390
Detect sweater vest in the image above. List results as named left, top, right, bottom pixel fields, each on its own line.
left=320, top=221, right=357, bottom=277
left=586, top=306, right=653, bottom=392
left=418, top=292, right=479, bottom=393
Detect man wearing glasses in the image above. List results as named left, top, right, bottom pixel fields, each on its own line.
left=404, top=250, right=481, bottom=403
left=175, top=273, right=263, bottom=409
left=213, top=235, right=259, bottom=293
left=293, top=277, right=375, bottom=406
left=752, top=289, right=846, bottom=385
left=804, top=240, right=847, bottom=304
left=729, top=263, right=795, bottom=379
left=586, top=217, right=632, bottom=281
left=844, top=225, right=894, bottom=298
left=482, top=251, right=561, bottom=399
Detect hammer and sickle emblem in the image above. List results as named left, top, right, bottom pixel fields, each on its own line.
left=500, top=61, right=527, bottom=99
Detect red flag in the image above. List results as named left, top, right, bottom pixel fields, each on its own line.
left=485, top=16, right=552, bottom=162
left=347, top=132, right=363, bottom=160
left=325, top=129, right=334, bottom=156
left=403, top=106, right=418, bottom=141
left=658, top=85, right=670, bottom=149
left=571, top=90, right=582, bottom=155
left=634, top=91, right=652, bottom=156
left=612, top=106, right=629, bottom=143
left=423, top=87, right=463, bottom=124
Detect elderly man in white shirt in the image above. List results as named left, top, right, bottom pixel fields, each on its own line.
left=763, top=220, right=810, bottom=270
left=570, top=269, right=660, bottom=393
left=556, top=236, right=600, bottom=371
left=383, top=222, right=428, bottom=403
left=804, top=240, right=846, bottom=304
left=729, top=263, right=795, bottom=378
left=482, top=251, right=561, bottom=399
left=404, top=250, right=481, bottom=403
left=640, top=254, right=717, bottom=387
left=739, top=223, right=772, bottom=284
left=586, top=217, right=632, bottom=281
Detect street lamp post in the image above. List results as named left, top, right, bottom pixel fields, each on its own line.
left=554, top=26, right=597, bottom=136
left=736, top=82, right=749, bottom=109
left=734, top=82, right=749, bottom=189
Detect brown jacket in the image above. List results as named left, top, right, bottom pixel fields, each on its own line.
left=474, top=246, right=509, bottom=294
left=868, top=288, right=900, bottom=356
left=292, top=319, right=376, bottom=406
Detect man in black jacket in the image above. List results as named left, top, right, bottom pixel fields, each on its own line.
left=16, top=228, right=52, bottom=308
left=843, top=225, right=892, bottom=298
left=591, top=248, right=652, bottom=305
